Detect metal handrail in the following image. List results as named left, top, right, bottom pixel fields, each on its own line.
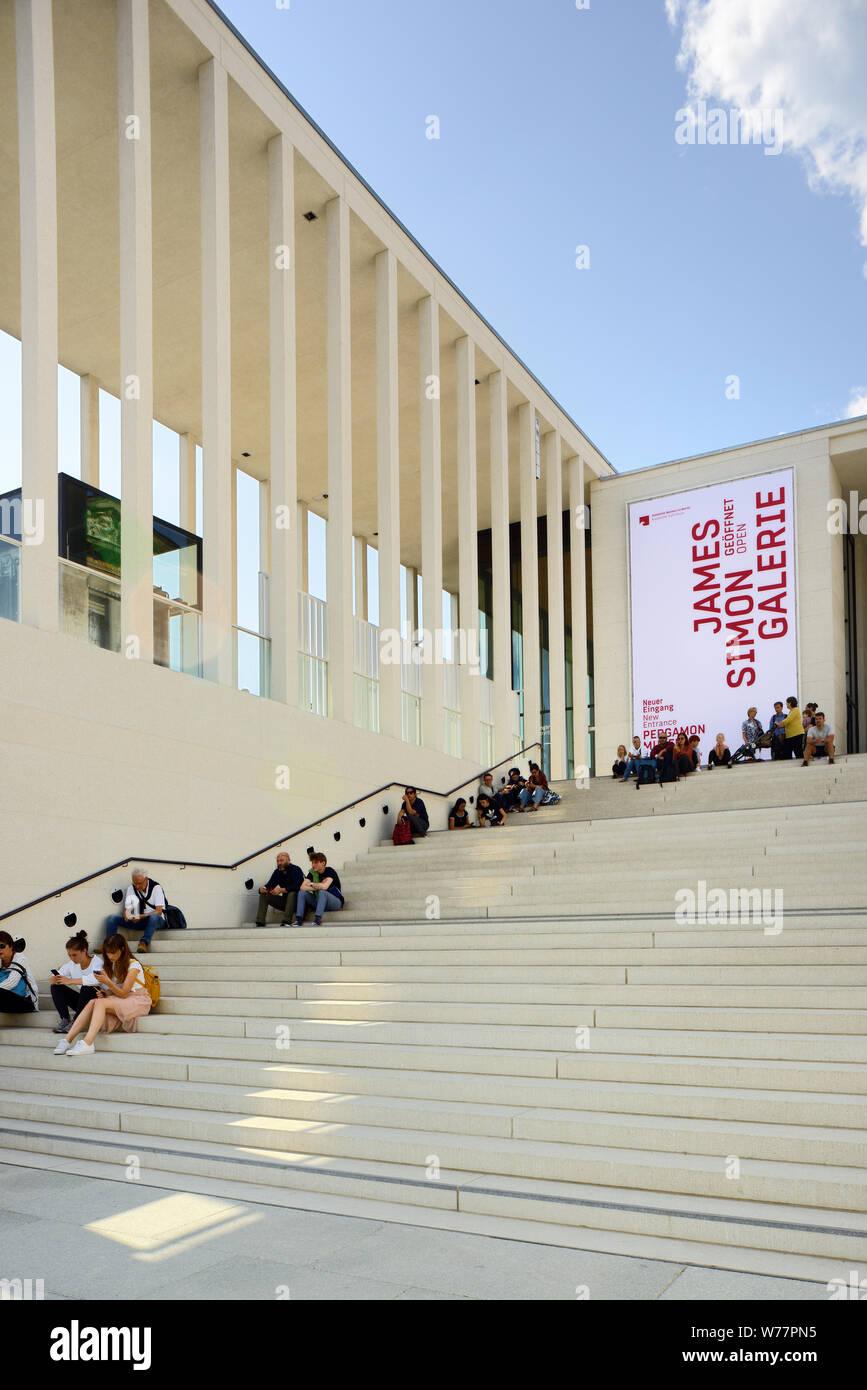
left=0, top=742, right=543, bottom=923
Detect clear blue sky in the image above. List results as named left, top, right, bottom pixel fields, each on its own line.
left=213, top=0, right=866, bottom=471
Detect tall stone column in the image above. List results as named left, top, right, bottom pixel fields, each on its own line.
left=16, top=0, right=59, bottom=633
left=518, top=401, right=541, bottom=753
left=325, top=194, right=354, bottom=722
left=375, top=248, right=402, bottom=742
left=419, top=295, right=443, bottom=752
left=489, top=370, right=513, bottom=757
left=456, top=336, right=481, bottom=762
left=545, top=428, right=567, bottom=778
left=568, top=453, right=589, bottom=777
left=199, top=58, right=233, bottom=686
left=80, top=375, right=100, bottom=488
left=117, top=0, right=154, bottom=663
left=267, top=131, right=298, bottom=706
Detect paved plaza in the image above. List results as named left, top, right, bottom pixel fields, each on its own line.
left=1, top=1163, right=831, bottom=1303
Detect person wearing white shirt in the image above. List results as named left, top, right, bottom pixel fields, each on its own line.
left=803, top=713, right=836, bottom=766
left=49, top=929, right=104, bottom=1034
left=56, top=932, right=152, bottom=1056
left=105, top=867, right=167, bottom=954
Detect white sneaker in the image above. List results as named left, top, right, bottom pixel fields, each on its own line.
left=53, top=1038, right=71, bottom=1055
left=66, top=1039, right=95, bottom=1057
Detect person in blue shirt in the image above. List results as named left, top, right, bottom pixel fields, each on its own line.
left=401, top=787, right=430, bottom=839
left=769, top=701, right=787, bottom=760
left=295, top=854, right=344, bottom=927
left=255, top=852, right=305, bottom=926
left=0, top=933, right=38, bottom=1014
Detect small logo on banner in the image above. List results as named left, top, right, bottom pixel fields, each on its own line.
left=639, top=516, right=650, bottom=527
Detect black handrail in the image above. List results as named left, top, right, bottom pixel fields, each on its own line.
left=0, top=743, right=542, bottom=923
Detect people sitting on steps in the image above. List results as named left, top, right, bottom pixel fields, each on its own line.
left=105, top=867, right=166, bottom=955
left=476, top=772, right=507, bottom=816
left=400, top=787, right=430, bottom=840
left=255, top=851, right=304, bottom=927
left=497, top=768, right=526, bottom=813
left=627, top=700, right=838, bottom=780
left=295, top=853, right=344, bottom=926
left=519, top=762, right=550, bottom=811
left=477, top=792, right=507, bottom=827
left=449, top=798, right=472, bottom=830
left=803, top=712, right=836, bottom=767
left=618, top=737, right=644, bottom=781
left=670, top=733, right=692, bottom=779
left=649, top=733, right=674, bottom=771
left=0, top=933, right=38, bottom=1015
left=707, top=734, right=733, bottom=769
left=685, top=734, right=702, bottom=773
left=50, top=929, right=103, bottom=1034
left=54, top=933, right=151, bottom=1056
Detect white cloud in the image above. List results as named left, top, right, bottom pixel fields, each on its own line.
left=845, top=388, right=867, bottom=419
left=666, top=1, right=867, bottom=254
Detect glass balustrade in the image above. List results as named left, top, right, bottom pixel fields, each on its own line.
left=235, top=626, right=271, bottom=698
left=154, top=595, right=203, bottom=678
left=0, top=536, right=21, bottom=623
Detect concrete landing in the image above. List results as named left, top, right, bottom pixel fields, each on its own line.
left=0, top=1163, right=831, bottom=1302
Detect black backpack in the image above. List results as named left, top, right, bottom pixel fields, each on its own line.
left=636, top=761, right=659, bottom=788
left=134, top=880, right=187, bottom=931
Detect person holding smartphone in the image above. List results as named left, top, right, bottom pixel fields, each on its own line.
left=50, top=929, right=103, bottom=1034
left=55, top=933, right=151, bottom=1056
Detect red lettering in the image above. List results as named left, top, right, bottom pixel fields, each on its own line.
left=757, top=527, right=785, bottom=550
left=727, top=667, right=756, bottom=688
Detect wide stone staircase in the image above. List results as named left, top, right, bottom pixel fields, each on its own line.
left=2, top=756, right=866, bottom=1283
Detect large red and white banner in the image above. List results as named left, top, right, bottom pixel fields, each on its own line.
left=628, top=470, right=797, bottom=754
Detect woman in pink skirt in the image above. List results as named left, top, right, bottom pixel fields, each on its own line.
left=54, top=933, right=151, bottom=1057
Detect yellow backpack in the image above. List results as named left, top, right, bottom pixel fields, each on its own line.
left=138, top=961, right=160, bottom=1007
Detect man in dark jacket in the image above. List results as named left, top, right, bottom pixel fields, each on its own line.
left=402, top=787, right=430, bottom=838
left=256, top=852, right=304, bottom=926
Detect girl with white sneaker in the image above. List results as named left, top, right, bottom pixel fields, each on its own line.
left=50, top=929, right=103, bottom=1035
left=56, top=933, right=151, bottom=1057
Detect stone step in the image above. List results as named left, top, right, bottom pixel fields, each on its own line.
left=145, top=931, right=867, bottom=957
left=159, top=916, right=861, bottom=944
left=0, top=1091, right=863, bottom=1213
left=109, top=1011, right=867, bottom=1060
left=3, top=1066, right=866, bottom=1166
left=3, top=1023, right=864, bottom=1089
left=147, top=996, right=867, bottom=1035
left=353, top=843, right=867, bottom=871
left=153, top=981, right=867, bottom=1009
left=2, top=1125, right=864, bottom=1271
left=127, top=962, right=867, bottom=986
left=5, top=1051, right=865, bottom=1131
